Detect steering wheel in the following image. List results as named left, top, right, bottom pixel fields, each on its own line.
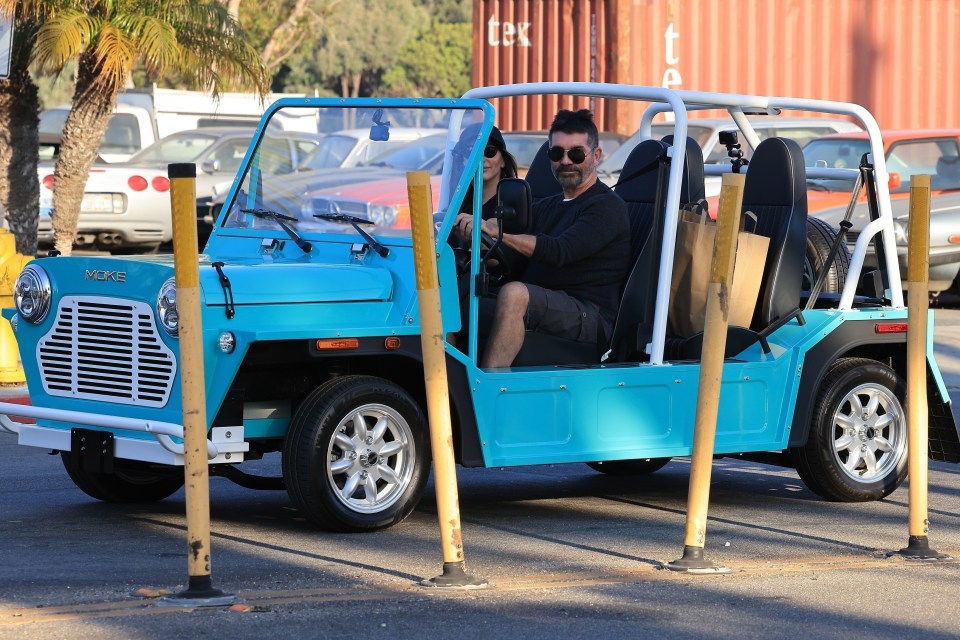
left=480, top=230, right=512, bottom=284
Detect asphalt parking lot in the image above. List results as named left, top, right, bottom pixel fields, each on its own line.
left=2, top=310, right=960, bottom=639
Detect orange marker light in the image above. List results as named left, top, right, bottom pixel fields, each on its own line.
left=315, top=338, right=359, bottom=350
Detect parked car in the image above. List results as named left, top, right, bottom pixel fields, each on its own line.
left=502, top=130, right=628, bottom=176
left=38, top=127, right=320, bottom=254
left=804, top=129, right=960, bottom=212
left=307, top=127, right=445, bottom=169
left=814, top=190, right=960, bottom=292
left=599, top=116, right=863, bottom=191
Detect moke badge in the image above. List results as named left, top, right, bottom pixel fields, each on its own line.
left=84, top=269, right=127, bottom=283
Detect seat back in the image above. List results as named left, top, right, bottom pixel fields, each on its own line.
left=740, top=137, right=808, bottom=329
left=524, top=141, right=562, bottom=203
left=607, top=136, right=705, bottom=361
left=934, top=155, right=960, bottom=189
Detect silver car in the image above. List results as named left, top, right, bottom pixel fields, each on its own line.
left=814, top=191, right=960, bottom=292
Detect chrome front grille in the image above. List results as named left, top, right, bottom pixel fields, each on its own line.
left=37, top=296, right=177, bottom=407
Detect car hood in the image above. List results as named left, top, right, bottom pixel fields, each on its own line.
left=198, top=259, right=394, bottom=305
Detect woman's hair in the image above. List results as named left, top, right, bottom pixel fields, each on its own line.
left=498, top=148, right=519, bottom=180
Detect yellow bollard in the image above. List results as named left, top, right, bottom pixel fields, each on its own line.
left=407, top=170, right=485, bottom=588
left=0, top=229, right=32, bottom=384
left=897, top=174, right=950, bottom=560
left=667, top=173, right=745, bottom=573
left=161, top=163, right=235, bottom=605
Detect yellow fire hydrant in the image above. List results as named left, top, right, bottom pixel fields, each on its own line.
left=0, top=229, right=32, bottom=384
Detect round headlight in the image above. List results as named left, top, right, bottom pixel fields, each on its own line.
left=157, top=277, right=179, bottom=336
left=14, top=265, right=52, bottom=324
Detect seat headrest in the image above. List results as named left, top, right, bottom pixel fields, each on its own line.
left=937, top=155, right=960, bottom=176
left=742, top=137, right=807, bottom=208
left=614, top=139, right=669, bottom=203
left=661, top=134, right=707, bottom=204
left=524, top=141, right=562, bottom=201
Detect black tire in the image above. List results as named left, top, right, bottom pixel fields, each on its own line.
left=803, top=217, right=850, bottom=295
left=793, top=358, right=908, bottom=501
left=60, top=454, right=184, bottom=502
left=282, top=375, right=430, bottom=532
left=586, top=457, right=671, bottom=476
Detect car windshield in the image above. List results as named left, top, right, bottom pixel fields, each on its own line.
left=802, top=138, right=872, bottom=192
left=130, top=131, right=221, bottom=163
left=222, top=104, right=484, bottom=240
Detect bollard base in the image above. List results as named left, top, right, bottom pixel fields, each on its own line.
left=419, top=562, right=488, bottom=589
left=889, top=536, right=954, bottom=562
left=665, top=545, right=733, bottom=574
left=159, top=576, right=237, bottom=607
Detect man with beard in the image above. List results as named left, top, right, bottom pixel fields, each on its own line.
left=461, top=109, right=630, bottom=368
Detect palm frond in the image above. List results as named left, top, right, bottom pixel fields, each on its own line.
left=34, top=12, right=101, bottom=73
left=92, top=24, right=135, bottom=91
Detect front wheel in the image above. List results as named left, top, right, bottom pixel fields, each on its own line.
left=793, top=358, right=908, bottom=501
left=61, top=454, right=184, bottom=502
left=282, top=375, right=430, bottom=532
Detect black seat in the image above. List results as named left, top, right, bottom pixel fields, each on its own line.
left=672, top=136, right=808, bottom=360
left=604, top=136, right=706, bottom=362
left=524, top=141, right=562, bottom=203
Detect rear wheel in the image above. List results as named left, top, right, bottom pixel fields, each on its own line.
left=794, top=358, right=908, bottom=501
left=282, top=375, right=430, bottom=532
left=61, top=454, right=184, bottom=502
left=803, top=217, right=850, bottom=295
left=587, top=457, right=671, bottom=476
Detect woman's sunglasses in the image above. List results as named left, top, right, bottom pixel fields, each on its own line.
left=483, top=144, right=500, bottom=158
left=547, top=146, right=590, bottom=164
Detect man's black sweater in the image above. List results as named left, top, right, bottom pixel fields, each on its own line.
left=523, top=180, right=630, bottom=321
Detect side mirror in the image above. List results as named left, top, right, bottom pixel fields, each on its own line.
left=888, top=172, right=902, bottom=190
left=201, top=158, right=220, bottom=174
left=495, top=178, right=532, bottom=234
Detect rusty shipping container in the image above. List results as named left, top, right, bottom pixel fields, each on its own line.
left=473, top=0, right=960, bottom=134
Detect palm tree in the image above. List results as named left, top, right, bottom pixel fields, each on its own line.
left=0, top=10, right=41, bottom=255
left=0, top=0, right=267, bottom=255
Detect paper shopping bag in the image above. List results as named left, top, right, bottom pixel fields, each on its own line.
left=668, top=208, right=770, bottom=337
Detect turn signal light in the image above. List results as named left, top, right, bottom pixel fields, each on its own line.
left=316, top=338, right=359, bottom=350
left=875, top=323, right=908, bottom=333
left=384, top=336, right=401, bottom=350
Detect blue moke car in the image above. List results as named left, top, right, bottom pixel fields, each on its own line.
left=3, top=84, right=959, bottom=532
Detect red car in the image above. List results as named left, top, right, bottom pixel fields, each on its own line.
left=803, top=129, right=960, bottom=212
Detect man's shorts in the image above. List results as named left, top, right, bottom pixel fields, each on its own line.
left=478, top=283, right=610, bottom=345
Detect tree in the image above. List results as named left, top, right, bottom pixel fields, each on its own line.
left=382, top=21, right=471, bottom=98
left=0, top=9, right=41, bottom=255
left=0, top=0, right=267, bottom=255
left=310, top=0, right=428, bottom=98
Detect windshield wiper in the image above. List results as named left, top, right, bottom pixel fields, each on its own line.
left=806, top=179, right=832, bottom=193
left=241, top=208, right=312, bottom=253
left=314, top=212, right=389, bottom=257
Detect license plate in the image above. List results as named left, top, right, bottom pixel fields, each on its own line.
left=82, top=193, right=118, bottom=213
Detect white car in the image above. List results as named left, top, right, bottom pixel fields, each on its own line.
left=599, top=116, right=863, bottom=194
left=38, top=127, right=321, bottom=253
left=306, top=127, right=445, bottom=168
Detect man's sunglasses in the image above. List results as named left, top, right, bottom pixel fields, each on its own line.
left=547, top=146, right=590, bottom=164
left=483, top=145, right=500, bottom=158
